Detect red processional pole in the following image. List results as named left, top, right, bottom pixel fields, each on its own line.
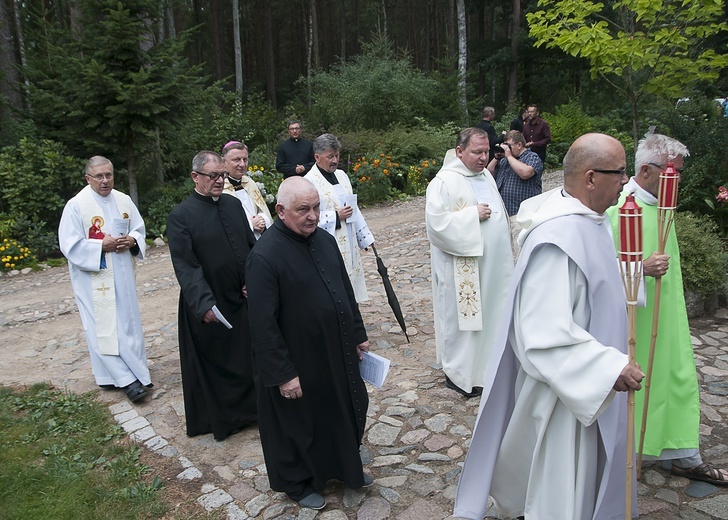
left=637, top=162, right=680, bottom=479
left=618, top=193, right=643, bottom=519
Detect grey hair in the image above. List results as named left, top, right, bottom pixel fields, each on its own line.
left=191, top=151, right=223, bottom=171
left=85, top=156, right=113, bottom=176
left=276, top=177, right=317, bottom=207
left=481, top=106, right=495, bottom=119
left=634, top=133, right=689, bottom=172
left=313, top=134, right=341, bottom=155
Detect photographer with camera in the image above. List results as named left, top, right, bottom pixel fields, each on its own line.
left=488, top=130, right=543, bottom=256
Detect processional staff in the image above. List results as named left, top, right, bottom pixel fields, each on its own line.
left=636, top=162, right=681, bottom=479
left=618, top=193, right=643, bottom=519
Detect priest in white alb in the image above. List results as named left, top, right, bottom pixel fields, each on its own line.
left=59, top=156, right=151, bottom=403
left=425, top=127, right=513, bottom=398
left=454, top=133, right=645, bottom=520
left=305, top=134, right=374, bottom=303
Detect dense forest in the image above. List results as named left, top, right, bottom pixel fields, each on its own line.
left=0, top=0, right=726, bottom=262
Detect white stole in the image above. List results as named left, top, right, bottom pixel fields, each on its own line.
left=75, top=188, right=132, bottom=355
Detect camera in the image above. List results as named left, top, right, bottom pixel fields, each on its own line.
left=494, top=143, right=511, bottom=153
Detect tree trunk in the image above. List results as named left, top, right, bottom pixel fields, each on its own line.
left=233, top=0, right=243, bottom=96
left=264, top=2, right=276, bottom=108
left=307, top=9, right=313, bottom=108
left=11, top=0, right=30, bottom=113
left=447, top=0, right=455, bottom=60
left=126, top=137, right=139, bottom=206
left=507, top=0, right=520, bottom=106
left=424, top=0, right=430, bottom=71
left=310, top=0, right=320, bottom=69
left=456, top=0, right=467, bottom=123
left=381, top=0, right=387, bottom=39
left=165, top=0, right=175, bottom=39
left=0, top=0, right=23, bottom=116
left=69, top=0, right=82, bottom=40
left=210, top=0, right=223, bottom=79
left=339, top=0, right=346, bottom=60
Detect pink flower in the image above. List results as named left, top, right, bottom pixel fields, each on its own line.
left=717, top=186, right=728, bottom=203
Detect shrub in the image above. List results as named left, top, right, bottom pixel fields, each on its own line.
left=0, top=138, right=85, bottom=258
left=406, top=158, right=440, bottom=196
left=0, top=237, right=36, bottom=272
left=248, top=164, right=281, bottom=214
left=139, top=178, right=192, bottom=238
left=350, top=153, right=395, bottom=205
left=294, top=34, right=441, bottom=131
left=675, top=211, right=727, bottom=295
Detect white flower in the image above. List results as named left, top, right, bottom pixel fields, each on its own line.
left=265, top=194, right=275, bottom=204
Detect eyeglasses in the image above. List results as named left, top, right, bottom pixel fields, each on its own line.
left=193, top=170, right=228, bottom=181
left=648, top=162, right=684, bottom=174
left=87, top=173, right=113, bottom=181
left=289, top=126, right=301, bottom=131
left=592, top=167, right=627, bottom=176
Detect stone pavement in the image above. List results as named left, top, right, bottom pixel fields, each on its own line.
left=2, top=174, right=728, bottom=519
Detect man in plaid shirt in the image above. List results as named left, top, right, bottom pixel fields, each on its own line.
left=488, top=130, right=543, bottom=256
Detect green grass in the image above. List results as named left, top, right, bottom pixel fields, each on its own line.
left=0, top=384, right=167, bottom=519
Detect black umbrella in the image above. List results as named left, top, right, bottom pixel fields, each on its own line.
left=371, top=244, right=410, bottom=343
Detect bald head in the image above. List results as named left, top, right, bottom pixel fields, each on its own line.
left=276, top=177, right=321, bottom=236
left=277, top=177, right=317, bottom=207
left=562, top=133, right=627, bottom=213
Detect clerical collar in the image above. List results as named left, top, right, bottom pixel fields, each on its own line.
left=320, top=168, right=339, bottom=185
left=193, top=189, right=220, bottom=202
left=228, top=176, right=246, bottom=191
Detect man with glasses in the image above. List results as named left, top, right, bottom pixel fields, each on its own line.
left=167, top=151, right=258, bottom=441
left=488, top=130, right=544, bottom=256
left=456, top=133, right=644, bottom=519
left=276, top=120, right=315, bottom=178
left=59, top=156, right=152, bottom=403
left=607, top=133, right=728, bottom=486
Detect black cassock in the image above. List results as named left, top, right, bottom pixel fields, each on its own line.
left=246, top=219, right=369, bottom=499
left=167, top=191, right=257, bottom=440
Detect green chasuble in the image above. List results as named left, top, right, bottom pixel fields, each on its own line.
left=607, top=187, right=700, bottom=457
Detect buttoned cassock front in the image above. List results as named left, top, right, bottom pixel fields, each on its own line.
left=246, top=219, right=369, bottom=498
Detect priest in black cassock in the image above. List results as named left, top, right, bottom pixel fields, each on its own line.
left=167, top=150, right=257, bottom=441
left=246, top=176, right=373, bottom=510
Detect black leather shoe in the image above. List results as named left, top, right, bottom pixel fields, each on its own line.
left=123, top=380, right=148, bottom=402
left=445, top=376, right=482, bottom=398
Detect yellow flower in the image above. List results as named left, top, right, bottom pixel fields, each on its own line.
left=260, top=167, right=264, bottom=171
left=383, top=169, right=389, bottom=176
left=10, top=263, right=14, bottom=268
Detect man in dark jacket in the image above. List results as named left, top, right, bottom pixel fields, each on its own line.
left=275, top=120, right=315, bottom=178
left=475, top=106, right=505, bottom=163
left=246, top=176, right=373, bottom=510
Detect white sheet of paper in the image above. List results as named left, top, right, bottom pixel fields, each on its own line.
left=111, top=218, right=130, bottom=237
left=468, top=178, right=499, bottom=213
left=342, top=194, right=361, bottom=224
left=212, top=305, right=233, bottom=329
left=359, top=351, right=390, bottom=388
